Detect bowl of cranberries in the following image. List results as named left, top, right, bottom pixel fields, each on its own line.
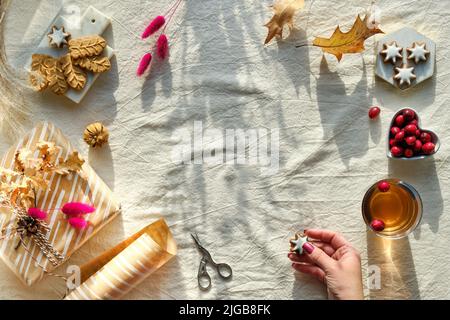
left=388, top=108, right=440, bottom=160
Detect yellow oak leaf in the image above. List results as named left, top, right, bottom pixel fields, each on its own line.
left=313, top=15, right=383, bottom=62
left=54, top=151, right=85, bottom=175
left=264, top=0, right=304, bottom=45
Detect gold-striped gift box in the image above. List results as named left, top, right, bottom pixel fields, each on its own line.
left=0, top=122, right=121, bottom=286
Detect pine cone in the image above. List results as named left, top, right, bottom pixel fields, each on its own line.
left=83, top=122, right=109, bottom=148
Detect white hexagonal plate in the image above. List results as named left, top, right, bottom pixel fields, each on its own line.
left=375, top=27, right=435, bottom=90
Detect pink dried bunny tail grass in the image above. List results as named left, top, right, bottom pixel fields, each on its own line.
left=27, top=207, right=48, bottom=220
left=137, top=52, right=152, bottom=76
left=68, top=217, right=88, bottom=230
left=62, top=202, right=96, bottom=216
left=156, top=34, right=169, bottom=60
left=142, top=15, right=166, bottom=39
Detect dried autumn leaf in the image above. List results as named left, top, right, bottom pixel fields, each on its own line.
left=69, top=35, right=107, bottom=59
left=73, top=55, right=111, bottom=73
left=48, top=59, right=69, bottom=95
left=60, top=54, right=87, bottom=90
left=264, top=0, right=304, bottom=45
left=313, top=15, right=384, bottom=62
left=54, top=151, right=85, bottom=175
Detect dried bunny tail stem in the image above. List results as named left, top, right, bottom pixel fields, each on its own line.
left=0, top=0, right=31, bottom=140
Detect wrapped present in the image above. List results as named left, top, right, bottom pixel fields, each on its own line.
left=65, top=219, right=177, bottom=300
left=0, top=122, right=120, bottom=286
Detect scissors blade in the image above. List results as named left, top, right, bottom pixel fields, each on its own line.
left=191, top=233, right=213, bottom=260
left=191, top=233, right=202, bottom=248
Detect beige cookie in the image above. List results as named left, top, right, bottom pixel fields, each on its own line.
left=73, top=55, right=111, bottom=73
left=69, top=35, right=107, bottom=59
left=60, top=54, right=87, bottom=91
left=48, top=59, right=69, bottom=95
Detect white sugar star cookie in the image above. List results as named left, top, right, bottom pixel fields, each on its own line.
left=381, top=41, right=403, bottom=64
left=394, top=65, right=416, bottom=86
left=289, top=233, right=309, bottom=255
left=47, top=26, right=70, bottom=48
left=407, top=42, right=430, bottom=64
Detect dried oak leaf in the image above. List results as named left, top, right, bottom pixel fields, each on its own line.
left=69, top=35, right=107, bottom=59
left=60, top=54, right=87, bottom=90
left=264, top=0, right=304, bottom=45
left=313, top=15, right=384, bottom=62
left=73, top=55, right=111, bottom=73
left=48, top=59, right=69, bottom=95
left=54, top=152, right=85, bottom=175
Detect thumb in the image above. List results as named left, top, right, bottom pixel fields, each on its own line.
left=303, top=242, right=335, bottom=271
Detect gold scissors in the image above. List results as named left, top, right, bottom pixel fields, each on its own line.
left=191, top=233, right=233, bottom=291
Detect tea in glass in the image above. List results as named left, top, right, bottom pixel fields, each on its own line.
left=362, top=179, right=422, bottom=239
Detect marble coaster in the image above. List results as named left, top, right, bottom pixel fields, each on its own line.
left=29, top=6, right=114, bottom=103
left=375, top=27, right=435, bottom=90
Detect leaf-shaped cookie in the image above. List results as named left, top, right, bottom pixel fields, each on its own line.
left=313, top=15, right=384, bottom=62
left=69, top=35, right=107, bottom=59
left=48, top=59, right=68, bottom=95
left=264, top=0, right=304, bottom=45
left=29, top=54, right=53, bottom=91
left=29, top=72, right=48, bottom=91
left=60, top=54, right=87, bottom=90
left=73, top=55, right=111, bottom=73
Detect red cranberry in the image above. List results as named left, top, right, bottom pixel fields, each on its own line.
left=395, top=115, right=405, bottom=127
left=368, top=106, right=381, bottom=119
left=415, top=129, right=421, bottom=137
left=395, top=131, right=405, bottom=142
left=420, top=132, right=432, bottom=143
left=404, top=124, right=417, bottom=136
left=391, top=127, right=401, bottom=136
left=405, top=136, right=416, bottom=146
left=413, top=140, right=423, bottom=153
left=370, top=219, right=385, bottom=232
left=403, top=109, right=416, bottom=121
left=391, top=146, right=404, bottom=157
left=389, top=139, right=398, bottom=148
left=404, top=148, right=414, bottom=158
left=378, top=181, right=390, bottom=192
left=410, top=119, right=418, bottom=126
left=422, top=142, right=436, bottom=155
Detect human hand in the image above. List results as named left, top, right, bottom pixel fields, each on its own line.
left=288, top=229, right=364, bottom=300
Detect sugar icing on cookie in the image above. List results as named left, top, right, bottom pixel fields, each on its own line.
left=381, top=41, right=403, bottom=64
left=407, top=42, right=430, bottom=64
left=289, top=233, right=308, bottom=255
left=394, top=65, right=416, bottom=86
left=48, top=26, right=70, bottom=48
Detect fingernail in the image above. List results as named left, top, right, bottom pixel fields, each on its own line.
left=288, top=253, right=292, bottom=258
left=302, top=242, right=314, bottom=254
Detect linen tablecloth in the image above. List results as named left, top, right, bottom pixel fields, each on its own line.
left=1, top=0, right=449, bottom=299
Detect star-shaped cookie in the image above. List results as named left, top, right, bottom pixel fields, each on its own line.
left=289, top=233, right=309, bottom=255
left=47, top=26, right=70, bottom=48
left=407, top=42, right=430, bottom=64
left=381, top=41, right=403, bottom=64
left=394, top=65, right=416, bottom=86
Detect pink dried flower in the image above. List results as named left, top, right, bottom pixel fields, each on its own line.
left=156, top=34, right=169, bottom=60
left=142, top=15, right=166, bottom=39
left=27, top=207, right=48, bottom=220
left=68, top=217, right=88, bottom=230
left=62, top=202, right=96, bottom=216
left=137, top=53, right=152, bottom=76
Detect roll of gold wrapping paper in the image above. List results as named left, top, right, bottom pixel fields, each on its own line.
left=65, top=219, right=176, bottom=300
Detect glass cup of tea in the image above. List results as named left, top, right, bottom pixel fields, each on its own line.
left=362, top=179, right=423, bottom=239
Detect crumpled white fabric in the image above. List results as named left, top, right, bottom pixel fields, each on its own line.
left=0, top=0, right=449, bottom=300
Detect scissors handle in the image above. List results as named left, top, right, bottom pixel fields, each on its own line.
left=198, top=258, right=212, bottom=291
left=214, top=263, right=233, bottom=279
